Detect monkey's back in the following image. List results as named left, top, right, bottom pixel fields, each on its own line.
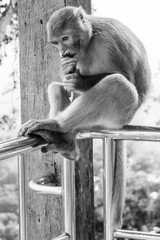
left=89, top=15, right=151, bottom=104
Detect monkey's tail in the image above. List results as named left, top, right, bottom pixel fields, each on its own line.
left=111, top=140, right=126, bottom=230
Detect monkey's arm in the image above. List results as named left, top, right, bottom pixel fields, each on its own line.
left=63, top=72, right=113, bottom=91
left=60, top=56, right=113, bottom=91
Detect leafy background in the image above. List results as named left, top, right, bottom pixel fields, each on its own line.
left=0, top=0, right=160, bottom=239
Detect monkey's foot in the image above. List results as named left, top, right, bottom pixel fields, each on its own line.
left=42, top=143, right=79, bottom=161
left=31, top=130, right=79, bottom=161
left=18, top=119, right=61, bottom=137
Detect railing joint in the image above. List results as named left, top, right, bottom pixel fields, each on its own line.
left=50, top=233, right=70, bottom=240
left=29, top=173, right=62, bottom=195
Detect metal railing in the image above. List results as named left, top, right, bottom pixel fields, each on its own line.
left=1, top=125, right=160, bottom=240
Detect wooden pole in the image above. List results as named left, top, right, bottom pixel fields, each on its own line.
left=18, top=0, right=94, bottom=239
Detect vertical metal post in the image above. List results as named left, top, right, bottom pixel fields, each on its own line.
left=103, top=138, right=116, bottom=240
left=63, top=159, right=76, bottom=240
left=18, top=154, right=27, bottom=240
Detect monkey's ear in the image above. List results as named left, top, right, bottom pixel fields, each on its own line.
left=74, top=6, right=85, bottom=21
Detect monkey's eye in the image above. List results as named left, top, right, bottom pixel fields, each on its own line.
left=62, top=36, right=69, bottom=42
left=80, top=14, right=83, bottom=20
left=52, top=41, right=58, bottom=45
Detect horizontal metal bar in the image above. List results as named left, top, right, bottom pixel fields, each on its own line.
left=114, top=229, right=160, bottom=239
left=0, top=135, right=47, bottom=161
left=78, top=125, right=160, bottom=141
left=0, top=125, right=160, bottom=161
left=28, top=173, right=62, bottom=195
left=51, top=233, right=70, bottom=240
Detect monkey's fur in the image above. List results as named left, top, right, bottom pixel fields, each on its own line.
left=19, top=6, right=151, bottom=230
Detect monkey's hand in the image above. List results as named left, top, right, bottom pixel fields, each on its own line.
left=64, top=73, right=116, bottom=92
left=18, top=119, right=61, bottom=137
left=63, top=71, right=84, bottom=91
left=32, top=130, right=79, bottom=161
left=60, top=57, right=77, bottom=75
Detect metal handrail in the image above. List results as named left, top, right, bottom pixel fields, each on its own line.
left=1, top=125, right=160, bottom=161
left=1, top=125, right=160, bottom=240
left=51, top=233, right=70, bottom=240
left=0, top=135, right=47, bottom=161
left=78, top=125, right=160, bottom=141
left=114, top=229, right=160, bottom=240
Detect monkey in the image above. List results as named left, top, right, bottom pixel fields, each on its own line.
left=18, top=6, right=151, bottom=230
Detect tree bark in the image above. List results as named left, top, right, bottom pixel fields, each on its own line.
left=18, top=0, right=94, bottom=239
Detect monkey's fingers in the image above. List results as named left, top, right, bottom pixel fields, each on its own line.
left=41, top=144, right=58, bottom=153
left=25, top=120, right=60, bottom=135
left=18, top=119, right=36, bottom=136
left=41, top=144, right=58, bottom=154
left=61, top=57, right=77, bottom=66
left=31, top=130, right=56, bottom=144
left=32, top=130, right=68, bottom=145
left=63, top=84, right=75, bottom=91
left=61, top=58, right=77, bottom=75
left=65, top=73, right=79, bottom=80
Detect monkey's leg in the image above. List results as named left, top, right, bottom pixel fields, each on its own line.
left=22, top=73, right=138, bottom=133
left=55, top=73, right=139, bottom=131
left=47, top=82, right=79, bottom=159
left=18, top=82, right=70, bottom=136
left=41, top=82, right=79, bottom=159
left=47, top=82, right=71, bottom=117
left=19, top=82, right=79, bottom=160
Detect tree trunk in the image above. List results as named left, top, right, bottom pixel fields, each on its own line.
left=18, top=0, right=94, bottom=239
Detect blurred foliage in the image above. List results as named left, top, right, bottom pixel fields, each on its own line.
left=0, top=1, right=19, bottom=238
left=0, top=159, right=18, bottom=240
left=0, top=114, right=16, bottom=131
left=0, top=0, right=19, bottom=133
left=93, top=140, right=160, bottom=240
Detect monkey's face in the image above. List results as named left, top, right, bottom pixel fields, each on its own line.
left=47, top=6, right=93, bottom=60
left=49, top=31, right=80, bottom=59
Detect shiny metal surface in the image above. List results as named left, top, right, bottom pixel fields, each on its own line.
left=1, top=125, right=160, bottom=161
left=51, top=233, right=70, bottom=240
left=114, top=229, right=160, bottom=240
left=0, top=136, right=46, bottom=161
left=1, top=125, right=160, bottom=240
left=63, top=159, right=75, bottom=240
left=78, top=125, right=160, bottom=141
left=29, top=160, right=75, bottom=240
left=29, top=173, right=62, bottom=195
left=103, top=138, right=115, bottom=240
left=18, top=155, right=27, bottom=240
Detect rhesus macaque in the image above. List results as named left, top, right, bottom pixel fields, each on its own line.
left=19, top=6, right=151, bottom=229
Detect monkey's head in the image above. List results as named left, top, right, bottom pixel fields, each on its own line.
left=47, top=6, right=92, bottom=59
